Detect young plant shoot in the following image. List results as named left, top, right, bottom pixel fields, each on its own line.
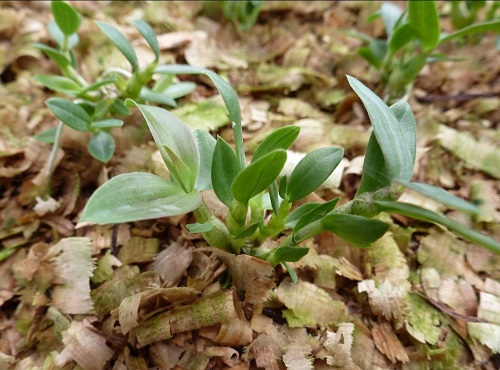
left=82, top=67, right=500, bottom=282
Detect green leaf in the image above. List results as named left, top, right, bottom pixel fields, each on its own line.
left=187, top=221, right=214, bottom=233
left=212, top=137, right=240, bottom=207
left=374, top=200, right=500, bottom=254
left=294, top=198, right=340, bottom=232
left=87, top=131, right=115, bottom=163
left=51, top=1, right=81, bottom=36
left=78, top=78, right=116, bottom=95
left=347, top=75, right=413, bottom=182
left=231, top=150, right=287, bottom=204
left=33, top=127, right=57, bottom=144
left=46, top=97, right=91, bottom=132
left=286, top=147, right=344, bottom=203
left=440, top=19, right=500, bottom=44
left=139, top=88, right=177, bottom=107
left=33, top=75, right=81, bottom=95
left=96, top=21, right=139, bottom=72
left=194, top=130, right=216, bottom=191
left=278, top=175, right=287, bottom=199
left=268, top=181, right=279, bottom=214
left=408, top=0, right=440, bottom=51
left=128, top=101, right=199, bottom=192
left=358, top=47, right=383, bottom=68
left=283, top=262, right=299, bottom=283
left=33, top=43, right=71, bottom=69
left=252, top=125, right=300, bottom=162
left=380, top=3, right=404, bottom=37
left=91, top=119, right=124, bottom=129
left=321, top=213, right=390, bottom=248
left=163, top=82, right=197, bottom=99
left=82, top=173, right=202, bottom=224
left=133, top=20, right=159, bottom=61
left=269, top=246, right=309, bottom=267
left=397, top=180, right=482, bottom=215
left=285, top=202, right=320, bottom=229
left=390, top=101, right=416, bottom=167
left=356, top=133, right=390, bottom=196
left=389, top=22, right=416, bottom=52
left=111, top=99, right=131, bottom=116
left=48, top=21, right=79, bottom=49
left=234, top=222, right=260, bottom=239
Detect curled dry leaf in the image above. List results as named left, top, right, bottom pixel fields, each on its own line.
left=371, top=321, right=409, bottom=364
left=153, top=241, right=193, bottom=287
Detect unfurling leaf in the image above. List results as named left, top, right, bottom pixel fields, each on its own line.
left=81, top=173, right=202, bottom=224
left=286, top=147, right=344, bottom=203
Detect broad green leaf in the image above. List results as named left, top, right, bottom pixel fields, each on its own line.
left=286, top=147, right=344, bottom=203
left=380, top=3, right=404, bottom=37
left=154, top=64, right=245, bottom=168
left=33, top=43, right=71, bottom=69
left=374, top=201, right=500, bottom=254
left=82, top=173, right=202, bottom=224
left=358, top=47, right=383, bottom=68
left=285, top=203, right=320, bottom=229
left=87, top=131, right=115, bottom=163
left=139, top=88, right=177, bottom=107
left=212, top=137, right=240, bottom=207
left=252, top=125, right=300, bottom=162
left=294, top=198, right=340, bottom=232
left=320, top=213, right=390, bottom=248
left=187, top=221, right=214, bottom=233
left=162, top=144, right=194, bottom=192
left=389, top=22, right=416, bottom=52
left=390, top=101, right=416, bottom=167
left=163, top=82, right=197, bottom=99
left=347, top=76, right=413, bottom=182
left=194, top=130, right=216, bottom=191
left=231, top=150, right=287, bottom=204
left=46, top=97, right=91, bottom=132
left=111, top=99, right=131, bottom=116
left=440, top=19, right=500, bottom=44
left=133, top=20, right=159, bottom=61
left=369, top=39, right=388, bottom=63
left=269, top=246, right=309, bottom=267
left=408, top=0, right=440, bottom=51
left=33, top=127, right=57, bottom=144
left=397, top=180, right=482, bottom=215
left=48, top=21, right=79, bottom=49
left=96, top=21, right=139, bottom=72
left=356, top=133, right=390, bottom=196
left=91, top=119, right=124, bottom=129
left=128, top=101, right=199, bottom=192
left=51, top=1, right=81, bottom=36
left=33, top=75, right=81, bottom=95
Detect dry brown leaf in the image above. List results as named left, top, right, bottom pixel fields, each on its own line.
left=153, top=241, right=193, bottom=287
left=323, top=323, right=357, bottom=369
left=371, top=322, right=409, bottom=364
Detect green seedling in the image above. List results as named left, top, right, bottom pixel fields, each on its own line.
left=339, top=0, right=500, bottom=101
left=34, top=1, right=196, bottom=193
left=81, top=68, right=500, bottom=282
left=451, top=0, right=499, bottom=30
left=203, top=0, right=264, bottom=33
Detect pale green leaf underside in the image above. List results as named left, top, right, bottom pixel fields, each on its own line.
left=81, top=173, right=201, bottom=224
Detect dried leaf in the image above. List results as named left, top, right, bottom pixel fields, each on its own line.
left=153, top=242, right=193, bottom=287
left=324, top=323, right=356, bottom=368
left=117, top=236, right=159, bottom=264
left=477, top=292, right=500, bottom=325
left=468, top=322, right=500, bottom=353
left=371, top=321, right=409, bottom=364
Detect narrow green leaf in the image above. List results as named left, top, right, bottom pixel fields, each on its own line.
left=397, top=180, right=482, bottom=215
left=139, top=88, right=177, bottom=107
left=408, top=0, right=440, bottom=51
left=163, top=82, right=197, bottom=99
left=91, top=119, right=124, bottom=129
left=78, top=78, right=116, bottom=95
left=358, top=47, right=384, bottom=68
left=440, top=19, right=500, bottom=44
left=81, top=173, right=202, bottom=224
left=33, top=75, right=81, bottom=95
left=46, top=97, right=91, bottom=132
left=374, top=200, right=500, bottom=254
left=278, top=175, right=287, bottom=199
left=268, top=181, right=279, bottom=214
left=369, top=39, right=388, bottom=63
left=187, top=221, right=214, bottom=233
left=321, top=213, right=390, bottom=248
left=111, top=99, right=131, bottom=116
left=286, top=147, right=344, bottom=203
left=33, top=43, right=71, bottom=69
left=285, top=202, right=320, bottom=229
left=380, top=3, right=404, bottom=37
left=33, top=127, right=57, bottom=144
left=234, top=222, right=260, bottom=239
left=96, top=21, right=139, bottom=72
left=356, top=133, right=390, bottom=196
left=87, top=131, right=115, bottom=163
left=194, top=130, right=216, bottom=191
left=231, top=150, right=287, bottom=204
left=48, top=21, right=79, bottom=49
left=269, top=246, right=309, bottom=266
left=283, top=262, right=299, bottom=283
left=51, top=1, right=81, bottom=36
left=162, top=145, right=194, bottom=192
left=252, top=125, right=300, bottom=162
left=294, top=198, right=340, bottom=232
left=133, top=20, right=159, bottom=61
left=347, top=76, right=413, bottom=182
left=212, top=137, right=240, bottom=207
left=390, top=101, right=416, bottom=167
left=389, top=22, right=416, bottom=52
left=128, top=101, right=199, bottom=192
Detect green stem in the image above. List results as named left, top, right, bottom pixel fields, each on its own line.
left=44, top=121, right=64, bottom=196
left=193, top=200, right=233, bottom=252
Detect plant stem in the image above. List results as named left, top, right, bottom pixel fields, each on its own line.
left=44, top=121, right=64, bottom=196
left=193, top=199, right=233, bottom=252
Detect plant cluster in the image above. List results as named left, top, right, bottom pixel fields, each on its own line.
left=202, top=0, right=264, bottom=33
left=340, top=1, right=500, bottom=101
left=81, top=71, right=500, bottom=281
left=34, top=1, right=196, bottom=166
